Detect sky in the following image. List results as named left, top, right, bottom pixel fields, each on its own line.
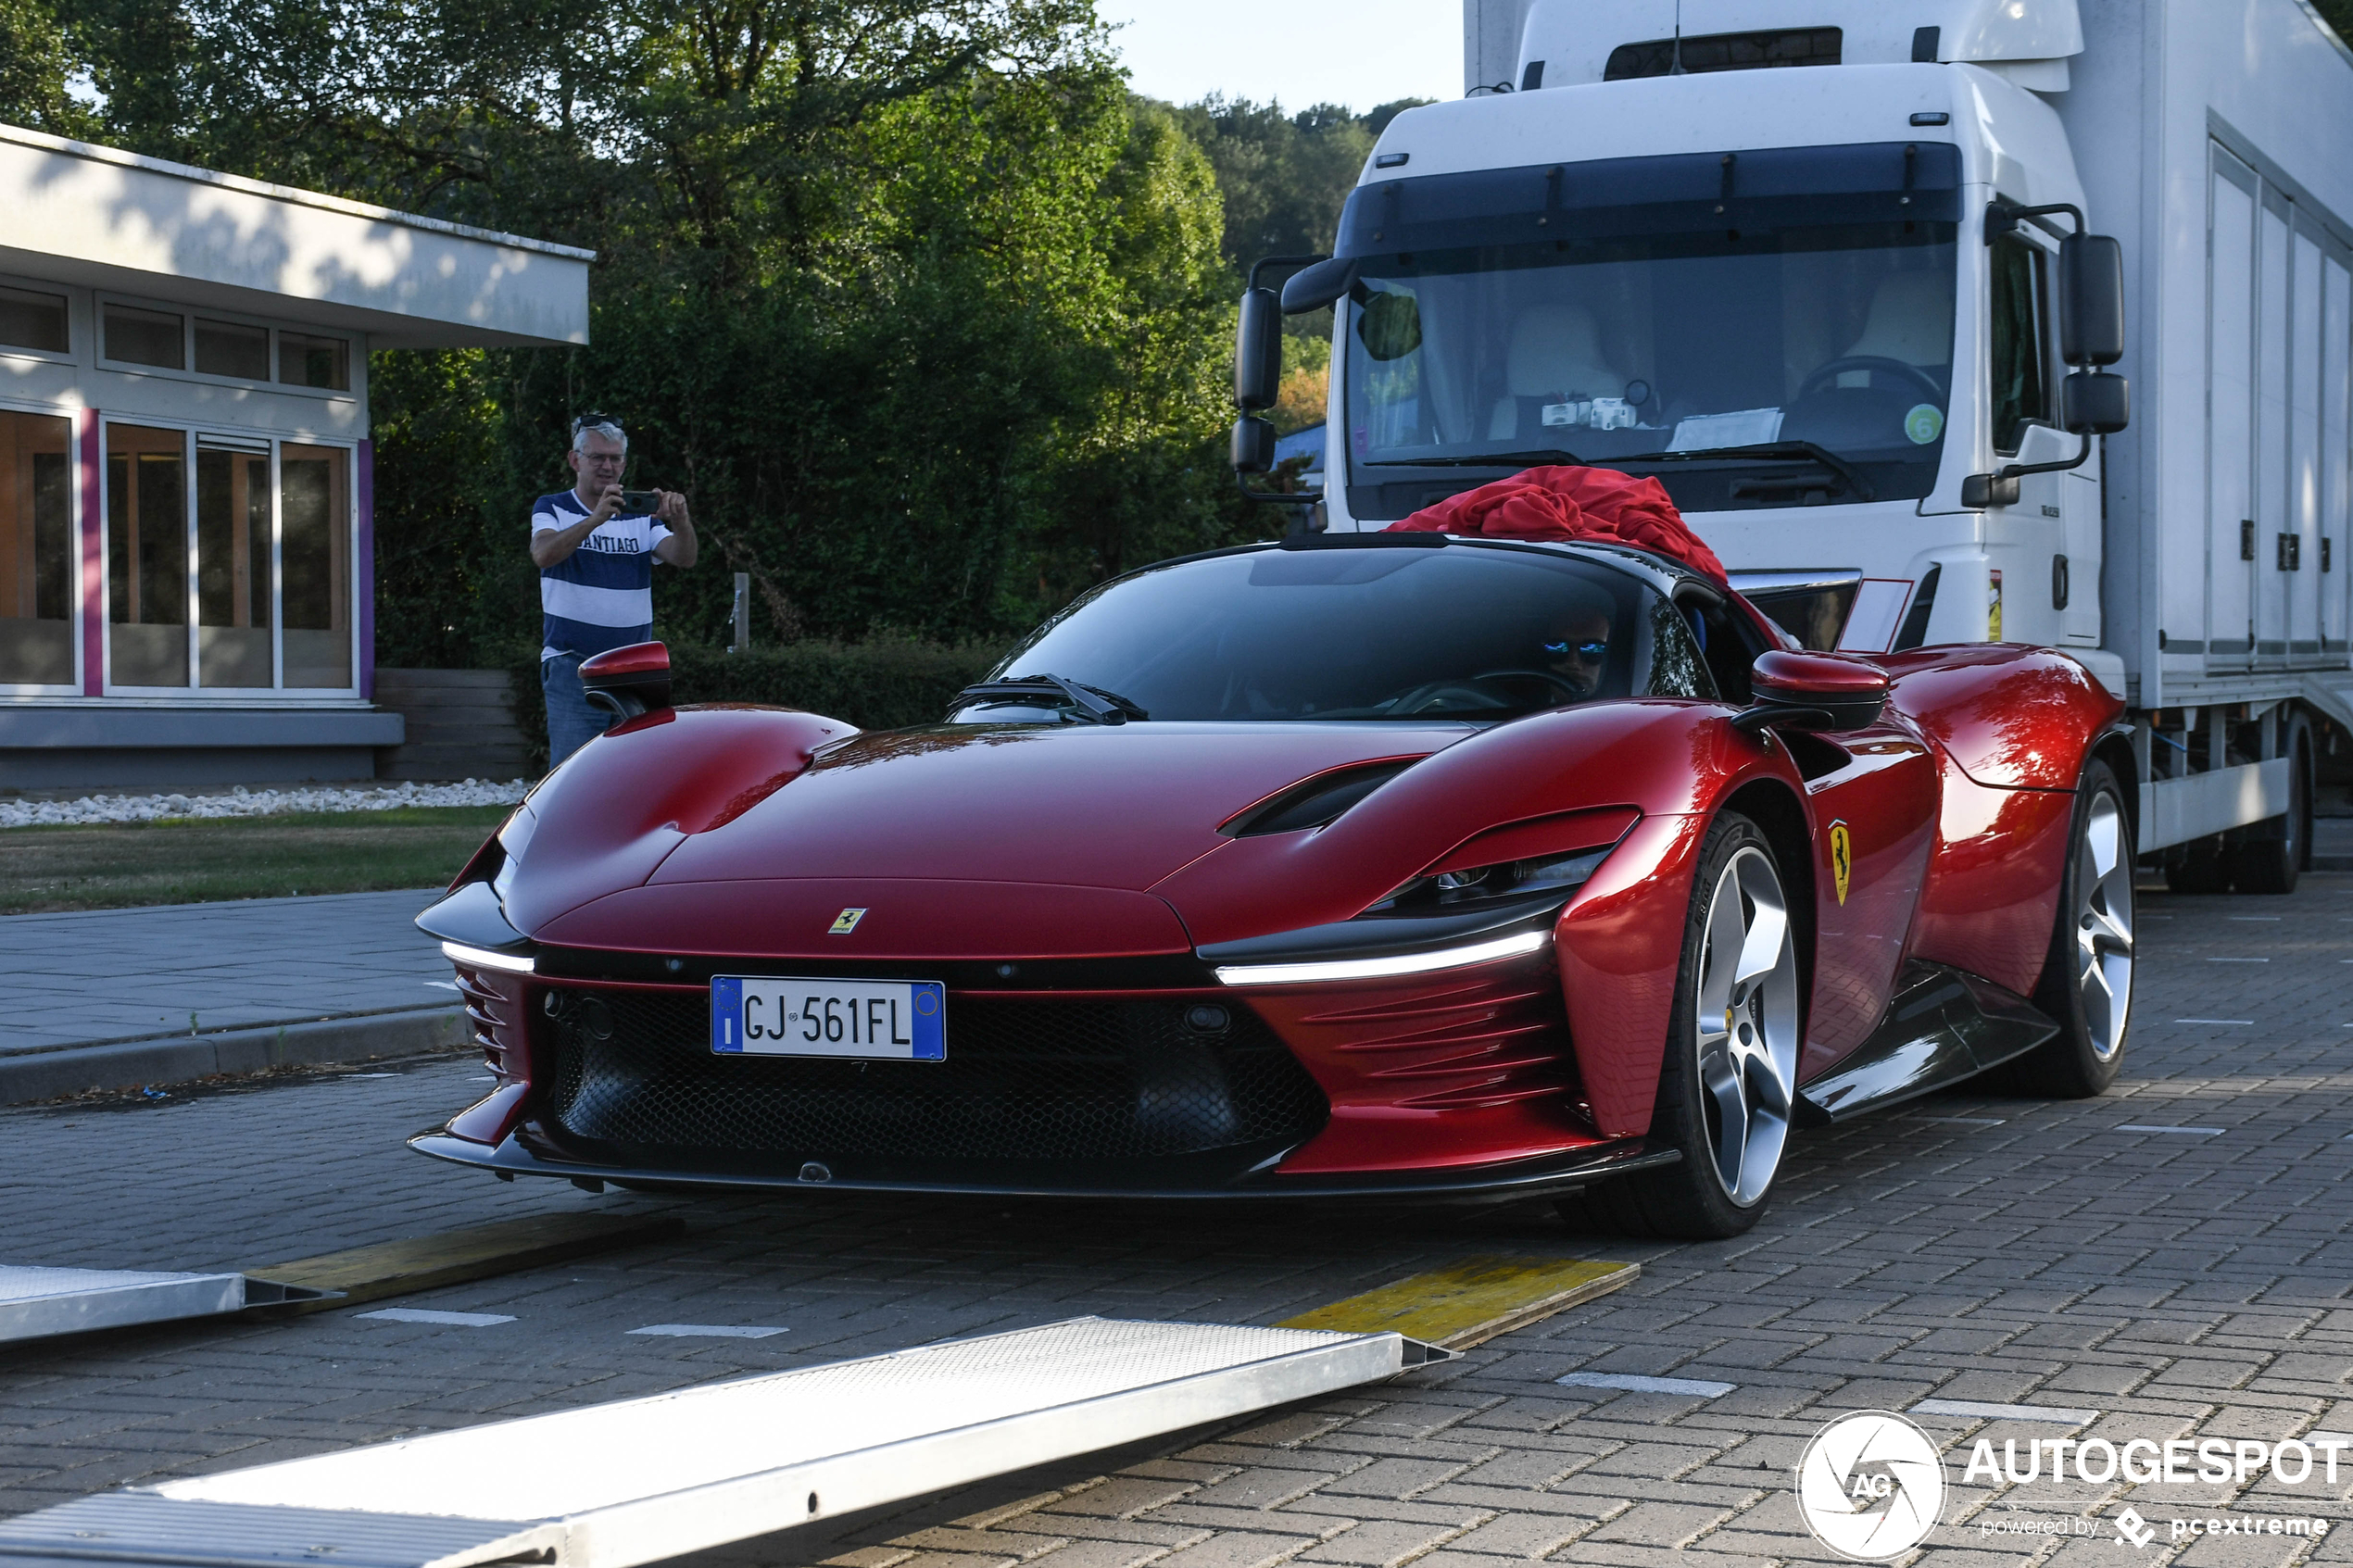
left=1099, top=0, right=1462, bottom=113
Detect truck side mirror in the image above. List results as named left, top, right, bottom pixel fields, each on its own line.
left=1231, top=416, right=1277, bottom=474
left=2060, top=370, right=2131, bottom=435
left=2058, top=233, right=2124, bottom=367
left=1235, top=288, right=1281, bottom=410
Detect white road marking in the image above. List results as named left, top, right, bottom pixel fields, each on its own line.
left=342, top=1073, right=396, bottom=1079
left=1914, top=1398, right=2097, bottom=1425
left=2175, top=1018, right=2254, bottom=1024
left=2115, top=1124, right=2225, bottom=1135
left=1556, top=1371, right=1735, bottom=1398
left=2227, top=915, right=2283, bottom=921
left=425, top=980, right=461, bottom=991
left=1913, top=1116, right=2007, bottom=1126
left=2206, top=957, right=2269, bottom=962
left=627, top=1323, right=788, bottom=1339
left=357, top=1308, right=515, bottom=1326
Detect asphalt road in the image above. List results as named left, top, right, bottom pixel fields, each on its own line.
left=3, top=877, right=2350, bottom=1565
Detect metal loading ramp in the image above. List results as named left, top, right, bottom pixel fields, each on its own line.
left=0, top=1265, right=331, bottom=1343
left=0, top=1317, right=1446, bottom=1568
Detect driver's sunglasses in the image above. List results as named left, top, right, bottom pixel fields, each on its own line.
left=1545, top=640, right=1608, bottom=660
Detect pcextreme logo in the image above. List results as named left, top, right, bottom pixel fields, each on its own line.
left=1794, top=1411, right=1946, bottom=1561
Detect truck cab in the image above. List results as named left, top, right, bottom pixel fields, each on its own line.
left=1276, top=0, right=2119, bottom=673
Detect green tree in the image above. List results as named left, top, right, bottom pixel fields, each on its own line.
left=0, top=0, right=99, bottom=136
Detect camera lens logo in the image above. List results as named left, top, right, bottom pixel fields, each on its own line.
left=1794, top=1411, right=1947, bottom=1561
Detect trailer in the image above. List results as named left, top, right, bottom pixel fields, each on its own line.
left=1233, top=0, right=2353, bottom=891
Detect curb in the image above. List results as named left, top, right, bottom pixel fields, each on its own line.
left=0, top=1007, right=471, bottom=1106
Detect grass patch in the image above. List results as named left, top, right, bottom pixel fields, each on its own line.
left=0, top=806, right=511, bottom=915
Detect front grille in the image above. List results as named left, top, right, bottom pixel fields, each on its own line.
left=536, top=987, right=1329, bottom=1171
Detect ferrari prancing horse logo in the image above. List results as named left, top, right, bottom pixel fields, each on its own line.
left=829, top=908, right=867, bottom=935
left=1828, top=822, right=1853, bottom=907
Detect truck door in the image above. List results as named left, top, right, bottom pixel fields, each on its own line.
left=1987, top=228, right=2068, bottom=647
left=2210, top=152, right=2259, bottom=673
left=2257, top=189, right=2293, bottom=670
left=2289, top=219, right=2328, bottom=663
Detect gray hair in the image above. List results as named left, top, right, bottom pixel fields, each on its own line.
left=571, top=420, right=627, bottom=455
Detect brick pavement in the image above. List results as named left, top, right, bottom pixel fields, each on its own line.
left=2, top=879, right=2351, bottom=1564
left=0, top=890, right=455, bottom=1056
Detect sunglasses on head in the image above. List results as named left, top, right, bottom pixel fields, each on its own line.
left=572, top=412, right=623, bottom=435
left=1545, top=640, right=1609, bottom=659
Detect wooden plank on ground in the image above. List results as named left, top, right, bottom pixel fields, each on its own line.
left=1276, top=1255, right=1637, bottom=1350
left=245, top=1212, right=686, bottom=1315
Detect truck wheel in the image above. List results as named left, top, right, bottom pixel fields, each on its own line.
left=2227, top=721, right=2312, bottom=896
left=1558, top=811, right=1797, bottom=1239
left=2012, top=759, right=2134, bottom=1098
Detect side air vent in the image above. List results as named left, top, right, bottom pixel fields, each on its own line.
left=1224, top=760, right=1418, bottom=837
left=1604, top=28, right=1842, bottom=80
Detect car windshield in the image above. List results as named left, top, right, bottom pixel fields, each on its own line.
left=958, top=545, right=1712, bottom=723
left=1333, top=143, right=1962, bottom=514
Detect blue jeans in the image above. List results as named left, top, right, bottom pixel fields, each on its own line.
left=543, top=653, right=613, bottom=767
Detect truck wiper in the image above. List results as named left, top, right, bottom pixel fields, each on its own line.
left=1608, top=441, right=1874, bottom=501
left=1378, top=446, right=1591, bottom=468
left=954, top=673, right=1150, bottom=724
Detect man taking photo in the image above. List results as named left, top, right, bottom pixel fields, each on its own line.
left=532, top=413, right=698, bottom=764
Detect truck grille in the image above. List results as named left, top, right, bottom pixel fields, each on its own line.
left=535, top=987, right=1329, bottom=1172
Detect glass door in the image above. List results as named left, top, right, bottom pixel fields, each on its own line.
left=279, top=443, right=350, bottom=689
left=196, top=443, right=273, bottom=687
left=107, top=423, right=191, bottom=688
left=0, top=408, right=74, bottom=688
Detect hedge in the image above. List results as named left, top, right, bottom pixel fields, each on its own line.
left=504, top=638, right=1013, bottom=773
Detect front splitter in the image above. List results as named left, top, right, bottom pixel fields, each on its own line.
left=408, top=1130, right=1679, bottom=1203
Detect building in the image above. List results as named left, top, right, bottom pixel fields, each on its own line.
left=0, top=122, right=589, bottom=790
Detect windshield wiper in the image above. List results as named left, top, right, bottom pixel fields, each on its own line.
left=1378, top=446, right=1590, bottom=469
left=1607, top=441, right=1874, bottom=501
left=954, top=674, right=1150, bottom=725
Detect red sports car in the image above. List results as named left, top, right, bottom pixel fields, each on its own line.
left=415, top=533, right=2133, bottom=1237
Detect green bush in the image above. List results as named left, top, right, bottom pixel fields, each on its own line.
left=508, top=638, right=1013, bottom=772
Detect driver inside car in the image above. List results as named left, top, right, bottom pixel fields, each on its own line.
left=1540, top=608, right=1614, bottom=700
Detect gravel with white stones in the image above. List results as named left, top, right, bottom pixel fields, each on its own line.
left=0, top=779, right=532, bottom=829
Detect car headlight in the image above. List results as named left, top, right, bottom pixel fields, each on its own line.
left=1361, top=847, right=1611, bottom=916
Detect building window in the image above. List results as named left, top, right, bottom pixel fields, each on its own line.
left=194, top=318, right=271, bottom=380
left=280, top=444, right=350, bottom=687
left=0, top=285, right=69, bottom=354
left=104, top=304, right=186, bottom=370
left=0, top=410, right=73, bottom=685
left=197, top=444, right=272, bottom=686
left=279, top=332, right=349, bottom=391
left=107, top=423, right=190, bottom=686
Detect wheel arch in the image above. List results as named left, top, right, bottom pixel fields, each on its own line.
left=1721, top=777, right=1818, bottom=1010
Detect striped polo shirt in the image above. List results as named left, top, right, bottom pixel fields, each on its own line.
left=533, top=490, right=674, bottom=660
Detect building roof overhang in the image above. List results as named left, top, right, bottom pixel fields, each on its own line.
left=0, top=123, right=592, bottom=349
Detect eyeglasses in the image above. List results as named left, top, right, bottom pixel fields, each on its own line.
left=1544, top=640, right=1609, bottom=660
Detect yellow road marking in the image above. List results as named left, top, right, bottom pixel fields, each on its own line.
left=1277, top=1255, right=1638, bottom=1350
left=246, top=1211, right=686, bottom=1315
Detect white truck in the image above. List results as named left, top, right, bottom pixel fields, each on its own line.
left=1232, top=0, right=2353, bottom=892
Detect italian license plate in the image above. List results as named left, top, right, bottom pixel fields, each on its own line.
left=710, top=976, right=945, bottom=1060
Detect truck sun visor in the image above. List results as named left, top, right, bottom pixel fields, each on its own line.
left=1335, top=141, right=1962, bottom=258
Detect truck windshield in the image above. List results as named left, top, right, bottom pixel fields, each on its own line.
left=1344, top=222, right=1957, bottom=512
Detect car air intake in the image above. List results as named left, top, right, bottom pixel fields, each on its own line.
left=536, top=987, right=1329, bottom=1175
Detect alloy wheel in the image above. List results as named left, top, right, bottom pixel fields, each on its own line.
left=2074, top=790, right=2134, bottom=1060
left=1692, top=846, right=1800, bottom=1207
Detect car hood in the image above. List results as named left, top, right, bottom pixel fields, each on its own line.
left=642, top=721, right=1466, bottom=895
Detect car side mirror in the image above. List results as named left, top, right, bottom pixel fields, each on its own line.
left=2060, top=369, right=2130, bottom=435
left=1235, top=287, right=1281, bottom=411
left=1733, top=649, right=1890, bottom=734
left=580, top=640, right=673, bottom=720
left=2057, top=233, right=2124, bottom=367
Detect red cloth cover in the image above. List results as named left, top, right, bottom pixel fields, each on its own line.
left=1385, top=465, right=1728, bottom=585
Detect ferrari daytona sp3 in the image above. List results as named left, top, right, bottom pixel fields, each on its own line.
left=417, top=533, right=2133, bottom=1237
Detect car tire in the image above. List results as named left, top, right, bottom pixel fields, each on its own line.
left=2009, top=758, right=2134, bottom=1098
left=2226, top=721, right=2311, bottom=896
left=1557, top=810, right=1800, bottom=1240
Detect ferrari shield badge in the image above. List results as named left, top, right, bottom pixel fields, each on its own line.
left=1828, top=822, right=1853, bottom=906
left=829, top=908, right=868, bottom=935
